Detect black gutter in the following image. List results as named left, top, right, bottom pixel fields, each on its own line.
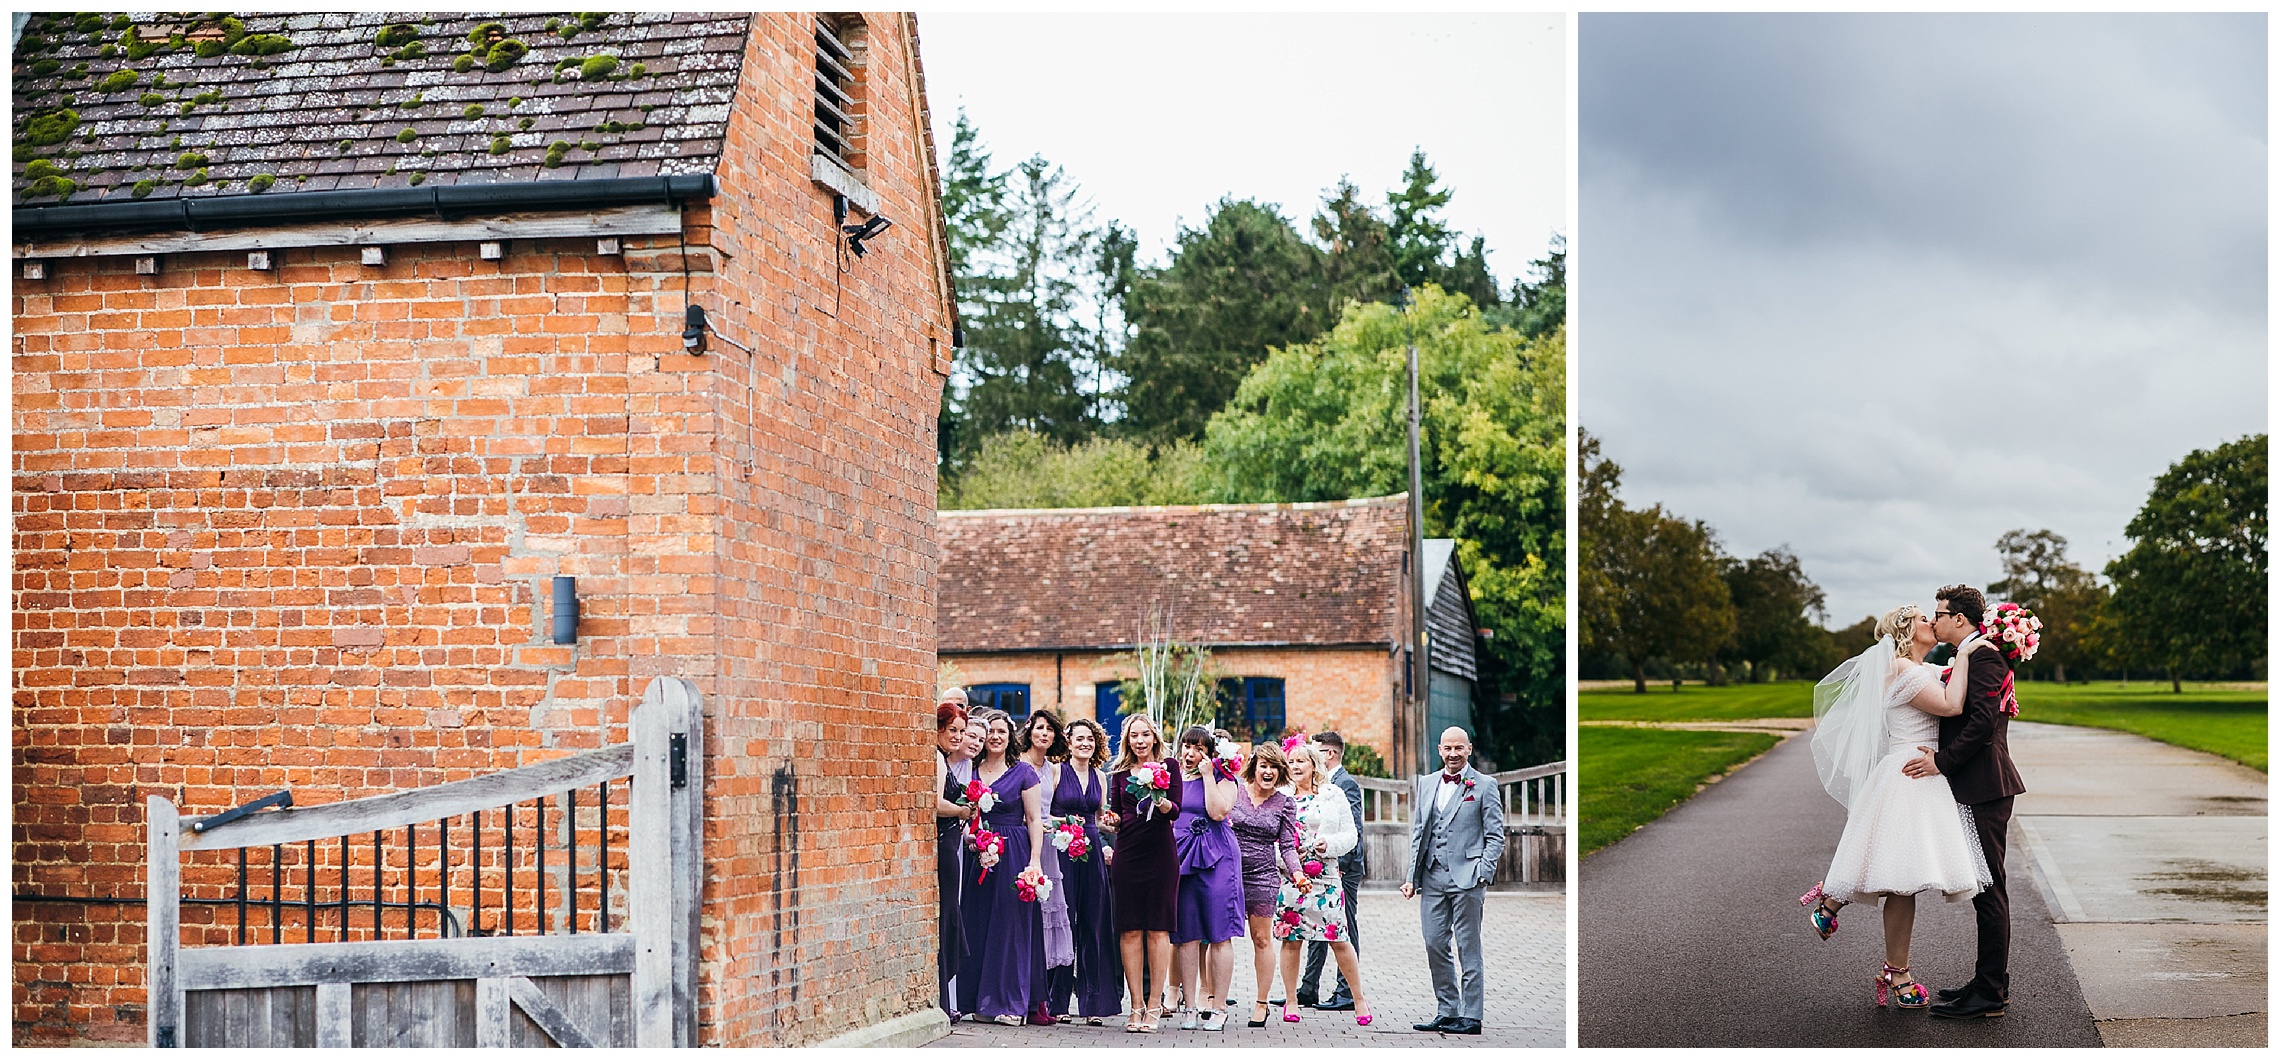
left=12, top=174, right=716, bottom=240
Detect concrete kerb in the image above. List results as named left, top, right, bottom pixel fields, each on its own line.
left=807, top=1008, right=952, bottom=1049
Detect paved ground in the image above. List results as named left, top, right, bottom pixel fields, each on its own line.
left=927, top=891, right=1564, bottom=1048
left=2008, top=721, right=2267, bottom=1048
left=1579, top=728, right=2102, bottom=1047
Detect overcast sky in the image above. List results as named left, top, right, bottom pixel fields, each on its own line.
left=917, top=12, right=1566, bottom=281
left=1579, top=13, right=2267, bottom=624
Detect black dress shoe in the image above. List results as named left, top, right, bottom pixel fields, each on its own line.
left=1935, top=984, right=2009, bottom=1005
left=1443, top=1018, right=1483, bottom=1035
left=1929, top=993, right=2008, bottom=1020
left=1414, top=1017, right=1455, bottom=1032
left=1316, top=997, right=1356, bottom=1011
left=1291, top=993, right=1315, bottom=1008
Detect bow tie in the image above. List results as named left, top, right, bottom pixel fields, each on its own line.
left=1440, top=772, right=1465, bottom=784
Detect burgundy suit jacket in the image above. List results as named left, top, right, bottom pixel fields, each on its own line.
left=1932, top=639, right=2027, bottom=806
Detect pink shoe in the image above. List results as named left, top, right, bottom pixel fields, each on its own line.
left=1799, top=882, right=1840, bottom=941
left=1282, top=1004, right=1300, bottom=1023
left=1356, top=1014, right=1374, bottom=1027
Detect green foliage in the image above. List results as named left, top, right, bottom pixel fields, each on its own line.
left=463, top=104, right=485, bottom=118
left=1339, top=742, right=1391, bottom=779
left=517, top=117, right=534, bottom=131
left=1485, top=235, right=1566, bottom=339
left=63, top=62, right=90, bottom=80
left=1580, top=726, right=1779, bottom=855
left=407, top=171, right=426, bottom=186
left=543, top=140, right=571, bottom=167
left=508, top=97, right=523, bottom=109
left=31, top=58, right=63, bottom=76
left=1988, top=528, right=2109, bottom=682
left=1719, top=547, right=1831, bottom=683
left=2100, top=434, right=2268, bottom=689
left=12, top=144, right=35, bottom=162
left=2010, top=682, right=2267, bottom=771
left=1117, top=198, right=1331, bottom=444
left=22, top=159, right=64, bottom=181
left=248, top=173, right=275, bottom=193
left=395, top=128, right=417, bottom=143
left=453, top=55, right=476, bottom=73
left=579, top=55, right=618, bottom=80
left=21, top=173, right=74, bottom=200
left=138, top=92, right=165, bottom=107
left=183, top=167, right=208, bottom=186
left=122, top=26, right=157, bottom=60
left=467, top=22, right=507, bottom=47
left=1578, top=430, right=1735, bottom=692
left=175, top=151, right=209, bottom=170
left=194, top=39, right=226, bottom=58
left=374, top=24, right=420, bottom=49
left=399, top=93, right=425, bottom=109
left=100, top=43, right=117, bottom=58
left=131, top=178, right=157, bottom=198
left=1580, top=682, right=1816, bottom=722
left=941, top=431, right=1207, bottom=511
left=100, top=69, right=140, bottom=93
left=484, top=135, right=508, bottom=155
left=1201, top=289, right=1567, bottom=766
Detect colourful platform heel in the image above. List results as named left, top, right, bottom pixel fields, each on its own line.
left=1876, top=964, right=1929, bottom=1009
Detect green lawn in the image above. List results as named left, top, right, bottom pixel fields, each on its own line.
left=1579, top=726, right=1779, bottom=856
left=1582, top=680, right=2268, bottom=770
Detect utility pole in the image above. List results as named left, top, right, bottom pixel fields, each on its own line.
left=1403, top=288, right=1428, bottom=776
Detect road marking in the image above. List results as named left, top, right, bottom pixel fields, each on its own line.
left=2017, top=816, right=2090, bottom=923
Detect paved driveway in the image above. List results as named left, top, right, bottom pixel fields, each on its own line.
left=927, top=890, right=1565, bottom=1048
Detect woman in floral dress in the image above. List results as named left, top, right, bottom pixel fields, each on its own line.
left=1273, top=739, right=1373, bottom=1026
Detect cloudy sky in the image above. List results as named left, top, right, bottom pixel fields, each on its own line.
left=918, top=12, right=1566, bottom=280
left=1579, top=13, right=2267, bottom=624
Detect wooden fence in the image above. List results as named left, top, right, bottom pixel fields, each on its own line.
left=1353, top=762, right=1567, bottom=887
left=144, top=678, right=704, bottom=1048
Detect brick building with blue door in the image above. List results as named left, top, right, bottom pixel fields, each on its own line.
left=936, top=495, right=1483, bottom=773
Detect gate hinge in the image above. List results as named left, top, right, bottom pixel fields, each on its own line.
left=669, top=733, right=688, bottom=789
left=157, top=1025, right=176, bottom=1048
left=190, top=789, right=293, bottom=834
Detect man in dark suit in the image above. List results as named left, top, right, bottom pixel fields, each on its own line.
left=1298, top=731, right=1367, bottom=1010
left=1902, top=584, right=2028, bottom=1020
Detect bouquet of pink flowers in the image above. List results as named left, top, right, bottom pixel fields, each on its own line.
left=1125, top=762, right=1172, bottom=818
left=1050, top=816, right=1091, bottom=860
left=960, top=779, right=987, bottom=806
left=969, top=827, right=1005, bottom=883
left=1302, top=858, right=1325, bottom=878
left=1211, top=737, right=1244, bottom=782
left=1013, top=865, right=1052, bottom=904
left=1982, top=602, right=2042, bottom=664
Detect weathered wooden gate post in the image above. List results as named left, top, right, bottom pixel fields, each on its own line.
left=145, top=797, right=182, bottom=1048
left=630, top=677, right=704, bottom=1046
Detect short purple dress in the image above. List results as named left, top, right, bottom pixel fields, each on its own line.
left=1228, top=786, right=1301, bottom=918
left=1108, top=763, right=1182, bottom=934
left=956, top=760, right=1042, bottom=1020
left=1172, top=773, right=1245, bottom=945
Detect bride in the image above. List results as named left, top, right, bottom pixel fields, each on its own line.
left=1798, top=604, right=1992, bottom=1009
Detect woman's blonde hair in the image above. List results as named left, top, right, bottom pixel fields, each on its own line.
left=1111, top=714, right=1166, bottom=772
left=1876, top=604, right=1922, bottom=656
left=1284, top=740, right=1327, bottom=792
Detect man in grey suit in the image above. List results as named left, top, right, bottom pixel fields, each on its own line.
left=1298, top=731, right=1367, bottom=1010
left=1401, top=726, right=1503, bottom=1035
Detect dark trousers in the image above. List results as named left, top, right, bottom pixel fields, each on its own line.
left=1968, top=796, right=2014, bottom=1001
left=1298, top=872, right=1361, bottom=1002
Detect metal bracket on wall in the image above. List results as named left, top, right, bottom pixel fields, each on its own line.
left=669, top=733, right=688, bottom=789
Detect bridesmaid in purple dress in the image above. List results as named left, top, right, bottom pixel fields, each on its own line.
left=955, top=710, right=1049, bottom=1025
left=1171, top=726, right=1243, bottom=1032
left=1046, top=718, right=1124, bottom=1022
left=1104, top=714, right=1181, bottom=1033
left=1226, top=742, right=1303, bottom=1027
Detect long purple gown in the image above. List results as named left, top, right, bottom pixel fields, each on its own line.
left=1047, top=765, right=1123, bottom=1018
left=936, top=752, right=969, bottom=1014
left=1172, top=773, right=1245, bottom=945
left=956, top=760, right=1043, bottom=1020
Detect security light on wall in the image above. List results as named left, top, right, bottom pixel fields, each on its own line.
left=843, top=215, right=891, bottom=257
left=682, top=304, right=708, bottom=353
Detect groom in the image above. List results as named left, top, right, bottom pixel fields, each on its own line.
left=1402, top=726, right=1504, bottom=1035
left=1902, top=584, right=2027, bottom=1020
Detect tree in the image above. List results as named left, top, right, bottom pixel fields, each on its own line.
left=1312, top=176, right=1401, bottom=312
left=1385, top=149, right=1456, bottom=290
left=940, top=430, right=1206, bottom=511
left=2102, top=434, right=2268, bottom=691
left=1487, top=233, right=1565, bottom=340
left=1115, top=199, right=1331, bottom=443
left=1721, top=547, right=1828, bottom=683
left=1987, top=528, right=2107, bottom=683
left=1578, top=431, right=1736, bottom=692
left=1201, top=289, right=1565, bottom=765
left=954, top=156, right=1101, bottom=452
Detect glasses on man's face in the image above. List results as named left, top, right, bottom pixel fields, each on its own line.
left=1934, top=610, right=1959, bottom=620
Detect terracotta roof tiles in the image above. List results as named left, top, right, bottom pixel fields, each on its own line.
left=937, top=496, right=1409, bottom=654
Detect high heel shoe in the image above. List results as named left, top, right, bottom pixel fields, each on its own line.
left=1799, top=882, right=1840, bottom=940
left=1876, top=964, right=1929, bottom=1009
left=1248, top=1002, right=1269, bottom=1028
left=1355, top=1008, right=1375, bottom=1027
left=1281, top=1003, right=1300, bottom=1023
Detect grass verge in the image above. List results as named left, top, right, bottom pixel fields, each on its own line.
left=1580, top=726, right=1779, bottom=856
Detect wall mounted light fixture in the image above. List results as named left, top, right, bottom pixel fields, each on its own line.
left=551, top=575, right=578, bottom=645
left=682, top=304, right=709, bottom=353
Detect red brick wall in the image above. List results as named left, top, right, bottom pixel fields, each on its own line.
left=12, top=13, right=952, bottom=1047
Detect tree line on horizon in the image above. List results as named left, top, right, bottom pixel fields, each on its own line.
left=1580, top=431, right=2268, bottom=693
left=932, top=113, right=1568, bottom=767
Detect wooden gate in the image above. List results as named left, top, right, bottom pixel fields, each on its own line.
left=1355, top=761, right=1568, bottom=887
left=144, top=678, right=704, bottom=1047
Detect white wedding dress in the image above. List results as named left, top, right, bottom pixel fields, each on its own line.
left=1819, top=662, right=1993, bottom=904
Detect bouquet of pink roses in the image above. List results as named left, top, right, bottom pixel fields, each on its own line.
left=1049, top=815, right=1091, bottom=860
left=1124, top=761, right=1172, bottom=818
left=1211, top=737, right=1244, bottom=782
left=1982, top=602, right=2042, bottom=664
left=1013, top=865, right=1052, bottom=904
left=969, top=827, right=1005, bottom=883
